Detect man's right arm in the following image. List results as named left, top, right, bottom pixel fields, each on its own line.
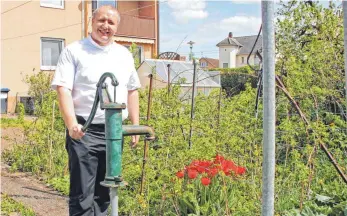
left=57, top=86, right=84, bottom=139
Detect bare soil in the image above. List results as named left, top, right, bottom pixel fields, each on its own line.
left=1, top=126, right=69, bottom=216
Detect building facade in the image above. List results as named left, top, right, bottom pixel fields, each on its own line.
left=217, top=32, right=262, bottom=69
left=199, top=57, right=219, bottom=70
left=1, top=0, right=159, bottom=113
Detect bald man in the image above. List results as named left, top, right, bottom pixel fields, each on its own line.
left=51, top=5, right=141, bottom=216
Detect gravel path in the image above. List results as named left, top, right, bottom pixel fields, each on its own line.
left=1, top=127, right=69, bottom=216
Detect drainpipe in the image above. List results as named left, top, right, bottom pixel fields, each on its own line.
left=84, top=0, right=88, bottom=38
left=81, top=0, right=84, bottom=39
left=156, top=0, right=159, bottom=56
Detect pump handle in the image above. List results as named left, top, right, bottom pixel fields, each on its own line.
left=82, top=72, right=119, bottom=132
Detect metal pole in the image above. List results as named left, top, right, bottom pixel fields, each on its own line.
left=167, top=64, right=171, bottom=95
left=261, top=1, right=275, bottom=216
left=343, top=1, right=347, bottom=122
left=188, top=59, right=197, bottom=149
left=110, top=188, right=119, bottom=216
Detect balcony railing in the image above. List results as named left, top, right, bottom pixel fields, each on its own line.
left=116, top=14, right=155, bottom=39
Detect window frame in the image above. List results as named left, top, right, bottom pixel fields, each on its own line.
left=124, top=44, right=144, bottom=64
left=92, top=0, right=117, bottom=12
left=40, top=0, right=65, bottom=9
left=200, top=61, right=207, bottom=67
left=40, top=37, right=65, bottom=71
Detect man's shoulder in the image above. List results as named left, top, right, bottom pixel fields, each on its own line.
left=65, top=38, right=88, bottom=52
left=112, top=43, right=133, bottom=57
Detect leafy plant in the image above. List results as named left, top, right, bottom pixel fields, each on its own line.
left=1, top=194, right=36, bottom=216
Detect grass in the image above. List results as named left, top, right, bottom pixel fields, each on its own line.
left=1, top=193, right=36, bottom=216
left=0, top=117, right=28, bottom=129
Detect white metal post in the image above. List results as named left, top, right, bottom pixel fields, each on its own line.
left=261, top=1, right=276, bottom=216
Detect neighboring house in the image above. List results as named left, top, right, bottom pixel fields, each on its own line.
left=199, top=57, right=219, bottom=69
left=216, top=32, right=262, bottom=68
left=1, top=0, right=159, bottom=113
left=137, top=59, right=221, bottom=96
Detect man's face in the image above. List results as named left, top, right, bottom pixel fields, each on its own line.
left=91, top=7, right=119, bottom=46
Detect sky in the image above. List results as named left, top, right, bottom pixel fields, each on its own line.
left=159, top=0, right=263, bottom=59
left=158, top=0, right=331, bottom=60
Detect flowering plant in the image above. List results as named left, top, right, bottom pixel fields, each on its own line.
left=172, top=154, right=247, bottom=215
left=175, top=154, right=246, bottom=185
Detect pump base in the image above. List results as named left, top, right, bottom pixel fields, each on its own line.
left=100, top=180, right=128, bottom=188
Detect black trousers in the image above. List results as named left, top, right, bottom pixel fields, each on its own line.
left=66, top=116, right=110, bottom=216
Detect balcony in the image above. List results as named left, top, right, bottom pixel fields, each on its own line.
left=116, top=14, right=155, bottom=39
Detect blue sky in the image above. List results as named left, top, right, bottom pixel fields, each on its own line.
left=159, top=0, right=262, bottom=59
left=158, top=0, right=331, bottom=59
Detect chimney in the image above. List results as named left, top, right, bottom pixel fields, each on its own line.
left=228, top=32, right=233, bottom=38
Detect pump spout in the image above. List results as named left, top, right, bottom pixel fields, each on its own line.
left=122, top=125, right=155, bottom=141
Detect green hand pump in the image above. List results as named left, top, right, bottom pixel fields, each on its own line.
left=81, top=72, right=155, bottom=216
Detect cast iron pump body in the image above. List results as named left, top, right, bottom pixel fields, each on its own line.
left=81, top=72, right=155, bottom=188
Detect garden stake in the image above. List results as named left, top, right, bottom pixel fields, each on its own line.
left=343, top=1, right=347, bottom=127
left=81, top=72, right=155, bottom=216
left=188, top=59, right=197, bottom=149
left=167, top=64, right=171, bottom=96
left=140, top=74, right=154, bottom=194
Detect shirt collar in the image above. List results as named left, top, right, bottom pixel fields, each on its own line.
left=87, top=35, right=113, bottom=51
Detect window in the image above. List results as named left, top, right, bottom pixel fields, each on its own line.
left=124, top=45, right=144, bottom=65
left=19, top=97, right=35, bottom=115
left=41, top=38, right=64, bottom=70
left=200, top=62, right=207, bottom=67
left=223, top=63, right=228, bottom=68
left=92, top=0, right=117, bottom=12
left=40, top=0, right=64, bottom=9
left=242, top=57, right=245, bottom=64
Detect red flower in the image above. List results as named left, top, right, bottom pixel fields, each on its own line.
left=199, top=160, right=212, bottom=168
left=223, top=168, right=231, bottom=176
left=201, top=177, right=211, bottom=186
left=189, top=160, right=200, bottom=167
left=214, top=154, right=225, bottom=164
left=208, top=167, right=219, bottom=177
left=196, top=166, right=205, bottom=173
left=187, top=169, right=198, bottom=179
left=176, top=170, right=184, bottom=178
left=236, top=166, right=246, bottom=175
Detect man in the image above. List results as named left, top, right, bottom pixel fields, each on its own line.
left=51, top=5, right=140, bottom=216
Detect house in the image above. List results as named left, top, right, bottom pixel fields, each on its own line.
left=137, top=59, right=221, bottom=96
left=199, top=57, right=219, bottom=69
left=216, top=32, right=262, bottom=68
left=1, top=0, right=159, bottom=113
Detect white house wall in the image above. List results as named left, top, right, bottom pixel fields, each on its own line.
left=218, top=46, right=238, bottom=68
left=219, top=51, right=261, bottom=68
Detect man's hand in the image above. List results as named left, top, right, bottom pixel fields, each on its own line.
left=69, top=124, right=85, bottom=140
left=130, top=135, right=140, bottom=148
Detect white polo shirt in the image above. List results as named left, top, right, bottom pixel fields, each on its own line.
left=51, top=36, right=141, bottom=123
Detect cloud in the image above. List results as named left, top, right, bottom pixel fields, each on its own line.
left=160, top=15, right=262, bottom=58
left=229, top=0, right=261, bottom=4
left=167, top=0, right=209, bottom=23
left=219, top=16, right=261, bottom=36
left=182, top=15, right=261, bottom=49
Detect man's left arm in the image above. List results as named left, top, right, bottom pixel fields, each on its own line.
left=128, top=89, right=140, bottom=147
